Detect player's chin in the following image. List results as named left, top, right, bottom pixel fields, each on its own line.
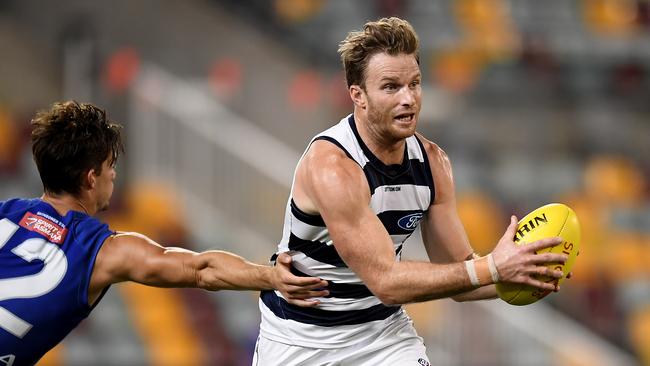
left=391, top=120, right=417, bottom=138
left=98, top=202, right=110, bottom=212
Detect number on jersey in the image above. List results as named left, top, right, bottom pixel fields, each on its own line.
left=0, top=219, right=68, bottom=338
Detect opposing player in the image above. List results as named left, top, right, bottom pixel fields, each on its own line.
left=255, top=17, right=568, bottom=365
left=0, top=101, right=328, bottom=366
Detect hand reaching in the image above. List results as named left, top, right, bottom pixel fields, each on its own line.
left=272, top=253, right=329, bottom=307
left=491, top=216, right=568, bottom=292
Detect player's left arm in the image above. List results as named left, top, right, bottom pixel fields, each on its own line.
left=90, top=232, right=327, bottom=306
left=417, top=134, right=497, bottom=301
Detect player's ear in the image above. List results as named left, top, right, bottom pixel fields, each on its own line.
left=349, top=85, right=366, bottom=109
left=84, top=168, right=97, bottom=189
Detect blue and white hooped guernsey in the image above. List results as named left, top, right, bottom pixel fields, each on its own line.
left=258, top=114, right=435, bottom=348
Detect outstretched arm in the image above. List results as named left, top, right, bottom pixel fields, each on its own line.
left=90, top=232, right=328, bottom=306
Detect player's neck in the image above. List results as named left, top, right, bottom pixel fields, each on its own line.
left=41, top=193, right=93, bottom=216
left=354, top=112, right=406, bottom=165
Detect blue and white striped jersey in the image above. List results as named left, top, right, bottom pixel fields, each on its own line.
left=259, top=114, right=435, bottom=348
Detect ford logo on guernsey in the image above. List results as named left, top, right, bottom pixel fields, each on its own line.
left=397, top=212, right=423, bottom=230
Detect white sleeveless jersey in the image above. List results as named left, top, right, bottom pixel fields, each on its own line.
left=258, top=114, right=435, bottom=348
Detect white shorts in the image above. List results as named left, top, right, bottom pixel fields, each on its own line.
left=252, top=314, right=430, bottom=366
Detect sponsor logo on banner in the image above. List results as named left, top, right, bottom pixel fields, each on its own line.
left=19, top=212, right=67, bottom=244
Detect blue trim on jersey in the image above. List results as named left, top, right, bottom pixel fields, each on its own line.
left=363, top=159, right=431, bottom=195
left=288, top=233, right=346, bottom=267
left=261, top=290, right=399, bottom=327
left=290, top=199, right=325, bottom=227
left=348, top=115, right=411, bottom=179
left=290, top=267, right=373, bottom=299
left=395, top=244, right=403, bottom=256
left=312, top=136, right=356, bottom=161
left=413, top=135, right=436, bottom=206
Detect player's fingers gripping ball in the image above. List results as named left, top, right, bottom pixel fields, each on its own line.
left=496, top=203, right=581, bottom=306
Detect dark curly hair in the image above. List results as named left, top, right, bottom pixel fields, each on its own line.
left=338, top=17, right=419, bottom=89
left=31, top=101, right=124, bottom=195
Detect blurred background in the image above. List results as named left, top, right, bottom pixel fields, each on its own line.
left=1, top=0, right=649, bottom=365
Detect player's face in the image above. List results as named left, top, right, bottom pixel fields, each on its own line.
left=94, top=159, right=116, bottom=212
left=362, top=52, right=421, bottom=142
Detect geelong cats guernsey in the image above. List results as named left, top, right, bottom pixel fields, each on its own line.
left=259, top=114, right=435, bottom=348
left=0, top=198, right=113, bottom=365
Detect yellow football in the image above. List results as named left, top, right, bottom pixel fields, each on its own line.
left=495, top=203, right=580, bottom=306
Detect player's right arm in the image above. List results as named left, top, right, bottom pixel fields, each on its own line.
left=294, top=140, right=566, bottom=305
left=89, top=233, right=328, bottom=307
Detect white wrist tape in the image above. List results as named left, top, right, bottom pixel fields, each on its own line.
left=466, top=255, right=498, bottom=287
left=487, top=253, right=500, bottom=283
left=465, top=259, right=480, bottom=287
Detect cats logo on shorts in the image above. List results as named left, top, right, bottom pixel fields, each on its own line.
left=418, top=358, right=430, bottom=366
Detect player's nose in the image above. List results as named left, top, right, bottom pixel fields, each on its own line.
left=399, top=86, right=416, bottom=106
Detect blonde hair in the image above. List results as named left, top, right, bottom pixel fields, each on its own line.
left=338, top=17, right=419, bottom=88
